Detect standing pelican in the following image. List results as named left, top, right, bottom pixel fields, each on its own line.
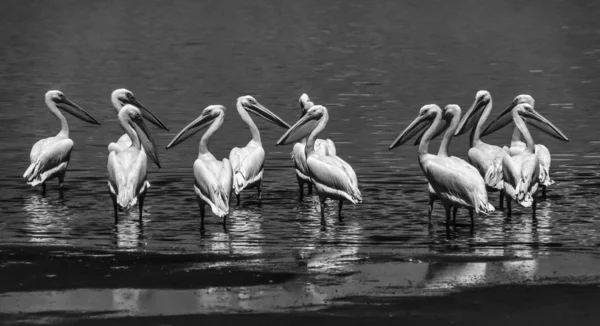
left=292, top=93, right=337, bottom=200
left=166, top=105, right=233, bottom=232
left=496, top=95, right=555, bottom=198
left=107, top=104, right=161, bottom=222
left=230, top=96, right=290, bottom=205
left=481, top=103, right=568, bottom=218
left=277, top=105, right=362, bottom=224
left=108, top=89, right=169, bottom=153
left=454, top=90, right=510, bottom=208
left=23, top=90, right=101, bottom=194
left=389, top=105, right=494, bottom=229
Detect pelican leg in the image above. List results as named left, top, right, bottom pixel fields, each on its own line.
left=198, top=201, right=205, bottom=233
left=236, top=194, right=240, bottom=207
left=223, top=214, right=228, bottom=231
left=257, top=184, right=262, bottom=203
left=58, top=171, right=66, bottom=191
left=297, top=177, right=304, bottom=201
left=452, top=206, right=458, bottom=225
left=338, top=200, right=344, bottom=220
left=469, top=209, right=474, bottom=229
left=499, top=192, right=504, bottom=209
left=109, top=186, right=118, bottom=223
left=532, top=199, right=537, bottom=220
left=319, top=197, right=327, bottom=225
left=308, top=183, right=313, bottom=195
left=506, top=196, right=512, bottom=217
left=427, top=198, right=434, bottom=225
left=138, top=190, right=146, bottom=222
left=542, top=186, right=547, bottom=199
left=42, top=183, right=46, bottom=196
left=445, top=207, right=451, bottom=231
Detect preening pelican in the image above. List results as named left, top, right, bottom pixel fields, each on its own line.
left=390, top=105, right=494, bottom=229
left=166, top=105, right=233, bottom=232
left=230, top=96, right=290, bottom=205
left=277, top=105, right=362, bottom=224
left=108, top=88, right=169, bottom=153
left=23, top=90, right=100, bottom=194
left=107, top=104, right=161, bottom=222
left=454, top=90, right=510, bottom=208
left=498, top=95, right=555, bottom=198
left=481, top=103, right=568, bottom=218
left=292, top=93, right=337, bottom=200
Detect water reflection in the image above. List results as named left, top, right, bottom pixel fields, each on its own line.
left=202, top=209, right=265, bottom=257
left=113, top=220, right=145, bottom=250
left=22, top=194, right=71, bottom=245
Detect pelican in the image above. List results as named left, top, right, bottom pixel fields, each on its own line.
left=389, top=105, right=494, bottom=229
left=481, top=103, right=568, bottom=218
left=107, top=104, right=161, bottom=222
left=454, top=90, right=510, bottom=208
left=496, top=95, right=555, bottom=198
left=166, top=105, right=233, bottom=232
left=292, top=93, right=336, bottom=200
left=108, top=88, right=169, bottom=153
left=23, top=90, right=101, bottom=194
left=277, top=105, right=362, bottom=224
left=229, top=95, right=290, bottom=205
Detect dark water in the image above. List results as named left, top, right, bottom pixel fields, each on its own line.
left=1, top=0, right=600, bottom=259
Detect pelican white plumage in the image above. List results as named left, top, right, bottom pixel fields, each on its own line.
left=495, top=95, right=555, bottom=198
left=481, top=103, right=568, bottom=218
left=166, top=105, right=233, bottom=232
left=277, top=105, right=362, bottom=224
left=292, top=93, right=337, bottom=200
left=390, top=104, right=494, bottom=229
left=229, top=96, right=290, bottom=205
left=107, top=104, right=161, bottom=222
left=454, top=91, right=510, bottom=208
left=23, top=90, right=101, bottom=194
left=108, top=88, right=169, bottom=153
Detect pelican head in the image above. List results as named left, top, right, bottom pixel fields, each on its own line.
left=482, top=102, right=569, bottom=141
left=277, top=105, right=327, bottom=146
left=111, top=88, right=169, bottom=131
left=237, top=95, right=290, bottom=129
left=120, top=104, right=161, bottom=168
left=299, top=93, right=314, bottom=117
left=454, top=90, right=491, bottom=136
left=413, top=104, right=461, bottom=146
left=45, top=90, right=100, bottom=125
left=389, top=104, right=441, bottom=150
left=166, top=105, right=226, bottom=149
left=481, top=94, right=568, bottom=141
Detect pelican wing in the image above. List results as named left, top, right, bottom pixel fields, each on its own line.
left=421, top=154, right=493, bottom=213
left=510, top=142, right=553, bottom=186
left=107, top=149, right=148, bottom=210
left=292, top=142, right=311, bottom=182
left=315, top=138, right=337, bottom=156
left=467, top=144, right=508, bottom=190
left=502, top=154, right=539, bottom=207
left=23, top=136, right=74, bottom=186
left=307, top=154, right=362, bottom=204
left=108, top=134, right=133, bottom=153
left=229, top=144, right=265, bottom=193
left=193, top=155, right=233, bottom=217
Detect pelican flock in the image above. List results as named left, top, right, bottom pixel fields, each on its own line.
left=229, top=96, right=290, bottom=205
left=21, top=89, right=569, bottom=232
left=390, top=105, right=494, bottom=229
left=107, top=104, right=161, bottom=222
left=277, top=105, right=362, bottom=224
left=166, top=105, right=233, bottom=232
left=23, top=90, right=100, bottom=194
left=291, top=93, right=337, bottom=200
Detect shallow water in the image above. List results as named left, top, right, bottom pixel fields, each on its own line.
left=1, top=0, right=600, bottom=260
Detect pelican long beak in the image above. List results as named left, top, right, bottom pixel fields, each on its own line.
left=454, top=96, right=488, bottom=136
left=56, top=97, right=101, bottom=125
left=276, top=113, right=319, bottom=146
left=128, top=96, right=169, bottom=131
left=480, top=102, right=516, bottom=137
left=413, top=118, right=450, bottom=146
left=166, top=113, right=216, bottom=149
left=247, top=102, right=291, bottom=129
left=521, top=108, right=569, bottom=142
left=389, top=114, right=431, bottom=150
left=132, top=118, right=161, bottom=168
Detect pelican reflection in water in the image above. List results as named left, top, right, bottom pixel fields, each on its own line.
left=108, top=104, right=161, bottom=223
left=166, top=105, right=232, bottom=232
left=390, top=104, right=494, bottom=229
left=481, top=103, right=568, bottom=218
left=230, top=96, right=290, bottom=206
left=108, top=88, right=169, bottom=153
left=291, top=93, right=336, bottom=200
left=23, top=90, right=100, bottom=194
left=278, top=105, right=362, bottom=224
